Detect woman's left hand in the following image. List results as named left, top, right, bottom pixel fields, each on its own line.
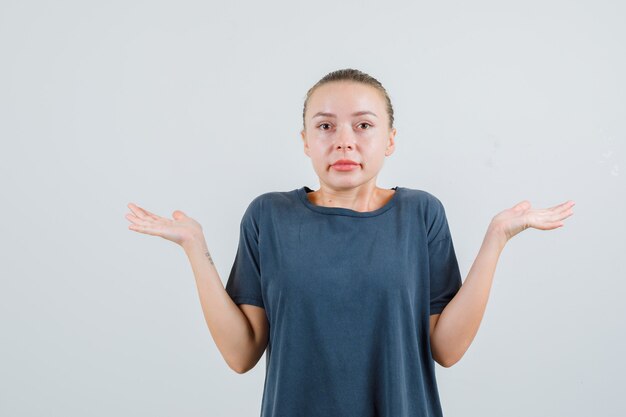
left=490, top=199, right=576, bottom=243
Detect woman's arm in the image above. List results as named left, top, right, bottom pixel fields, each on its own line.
left=430, top=225, right=505, bottom=367
left=430, top=199, right=575, bottom=367
left=184, top=237, right=268, bottom=374
left=126, top=203, right=265, bottom=374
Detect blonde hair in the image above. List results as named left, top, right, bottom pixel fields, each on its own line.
left=302, top=68, right=395, bottom=131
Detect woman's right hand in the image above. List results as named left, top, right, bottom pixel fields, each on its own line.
left=125, top=203, right=204, bottom=248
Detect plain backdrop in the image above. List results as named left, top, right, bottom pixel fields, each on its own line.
left=1, top=0, right=625, bottom=416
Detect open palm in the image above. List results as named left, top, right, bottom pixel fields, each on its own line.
left=492, top=199, right=576, bottom=242
left=125, top=203, right=203, bottom=247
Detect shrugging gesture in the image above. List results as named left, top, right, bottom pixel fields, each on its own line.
left=430, top=198, right=575, bottom=368
left=125, top=201, right=269, bottom=374
left=491, top=199, right=576, bottom=243
left=126, top=203, right=203, bottom=248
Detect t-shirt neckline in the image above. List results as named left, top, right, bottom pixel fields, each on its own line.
left=296, top=186, right=400, bottom=217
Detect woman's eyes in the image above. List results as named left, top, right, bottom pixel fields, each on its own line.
left=318, top=123, right=372, bottom=130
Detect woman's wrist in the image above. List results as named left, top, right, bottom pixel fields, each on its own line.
left=486, top=220, right=509, bottom=249
left=182, top=232, right=208, bottom=253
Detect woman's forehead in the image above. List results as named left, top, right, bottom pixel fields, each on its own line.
left=308, top=82, right=385, bottom=114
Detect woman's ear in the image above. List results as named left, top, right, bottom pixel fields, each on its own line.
left=301, top=130, right=310, bottom=157
left=385, top=127, right=397, bottom=156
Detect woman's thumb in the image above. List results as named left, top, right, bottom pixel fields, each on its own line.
left=172, top=210, right=186, bottom=219
left=513, top=200, right=531, bottom=211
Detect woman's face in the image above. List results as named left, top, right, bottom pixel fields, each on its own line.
left=301, top=81, right=397, bottom=191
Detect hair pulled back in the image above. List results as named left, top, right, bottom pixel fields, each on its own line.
left=302, top=68, right=395, bottom=131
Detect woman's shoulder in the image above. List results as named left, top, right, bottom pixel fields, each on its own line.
left=242, top=188, right=300, bottom=217
left=399, top=186, right=445, bottom=208
left=248, top=188, right=297, bottom=205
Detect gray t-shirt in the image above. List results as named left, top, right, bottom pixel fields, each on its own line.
left=225, top=185, right=462, bottom=417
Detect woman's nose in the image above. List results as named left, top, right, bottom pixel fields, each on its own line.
left=335, top=126, right=355, bottom=150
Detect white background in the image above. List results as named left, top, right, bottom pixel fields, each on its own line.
left=1, top=0, right=624, bottom=416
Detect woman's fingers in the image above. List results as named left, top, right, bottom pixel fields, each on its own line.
left=555, top=206, right=575, bottom=226
left=128, top=222, right=164, bottom=237
left=126, top=212, right=150, bottom=227
left=126, top=212, right=167, bottom=237
left=549, top=201, right=575, bottom=221
left=126, top=203, right=161, bottom=234
left=128, top=203, right=161, bottom=221
left=127, top=203, right=148, bottom=219
left=529, top=201, right=575, bottom=229
left=551, top=200, right=575, bottom=214
left=125, top=212, right=146, bottom=224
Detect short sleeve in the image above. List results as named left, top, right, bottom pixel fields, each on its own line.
left=224, top=199, right=265, bottom=309
left=427, top=199, right=462, bottom=315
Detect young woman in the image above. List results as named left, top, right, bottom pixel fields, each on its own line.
left=126, top=68, right=575, bottom=417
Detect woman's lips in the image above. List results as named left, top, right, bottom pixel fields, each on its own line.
left=331, top=163, right=359, bottom=171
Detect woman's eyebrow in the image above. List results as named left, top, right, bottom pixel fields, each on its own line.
left=312, top=111, right=378, bottom=118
